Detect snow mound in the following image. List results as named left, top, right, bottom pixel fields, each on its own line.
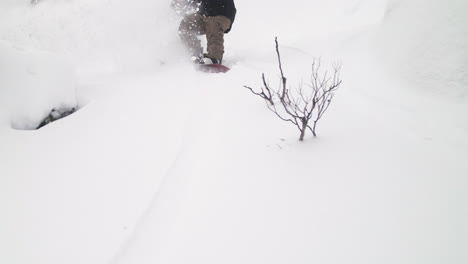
left=376, top=0, right=468, bottom=97
left=0, top=41, right=77, bottom=129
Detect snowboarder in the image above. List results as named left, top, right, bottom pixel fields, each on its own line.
left=172, top=0, right=236, bottom=65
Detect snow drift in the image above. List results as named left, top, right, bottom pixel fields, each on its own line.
left=376, top=0, right=468, bottom=98
left=0, top=40, right=76, bottom=129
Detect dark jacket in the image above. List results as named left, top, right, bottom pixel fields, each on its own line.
left=197, top=0, right=236, bottom=33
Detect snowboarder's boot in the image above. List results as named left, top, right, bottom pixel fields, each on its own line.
left=203, top=53, right=222, bottom=64
left=191, top=54, right=222, bottom=65
left=191, top=54, right=206, bottom=64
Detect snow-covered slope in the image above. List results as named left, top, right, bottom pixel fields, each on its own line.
left=1, top=1, right=467, bottom=264
left=376, top=0, right=468, bottom=97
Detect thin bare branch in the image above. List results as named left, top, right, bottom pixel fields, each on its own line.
left=275, top=37, right=288, bottom=100
left=243, top=39, right=343, bottom=140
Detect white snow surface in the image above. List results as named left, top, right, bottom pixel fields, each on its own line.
left=1, top=0, right=467, bottom=264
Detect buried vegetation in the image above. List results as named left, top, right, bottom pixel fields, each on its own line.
left=36, top=107, right=77, bottom=129
left=10, top=106, right=78, bottom=131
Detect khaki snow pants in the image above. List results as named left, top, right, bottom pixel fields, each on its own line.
left=179, top=14, right=232, bottom=61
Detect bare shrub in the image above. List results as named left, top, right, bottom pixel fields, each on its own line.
left=244, top=38, right=342, bottom=141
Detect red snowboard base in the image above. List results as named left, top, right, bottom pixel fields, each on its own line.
left=195, top=64, right=230, bottom=73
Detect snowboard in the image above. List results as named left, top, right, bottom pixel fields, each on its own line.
left=195, top=63, right=230, bottom=73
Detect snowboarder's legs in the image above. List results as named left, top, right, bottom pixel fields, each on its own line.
left=204, top=16, right=231, bottom=62
left=179, top=14, right=232, bottom=63
left=179, top=14, right=205, bottom=57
